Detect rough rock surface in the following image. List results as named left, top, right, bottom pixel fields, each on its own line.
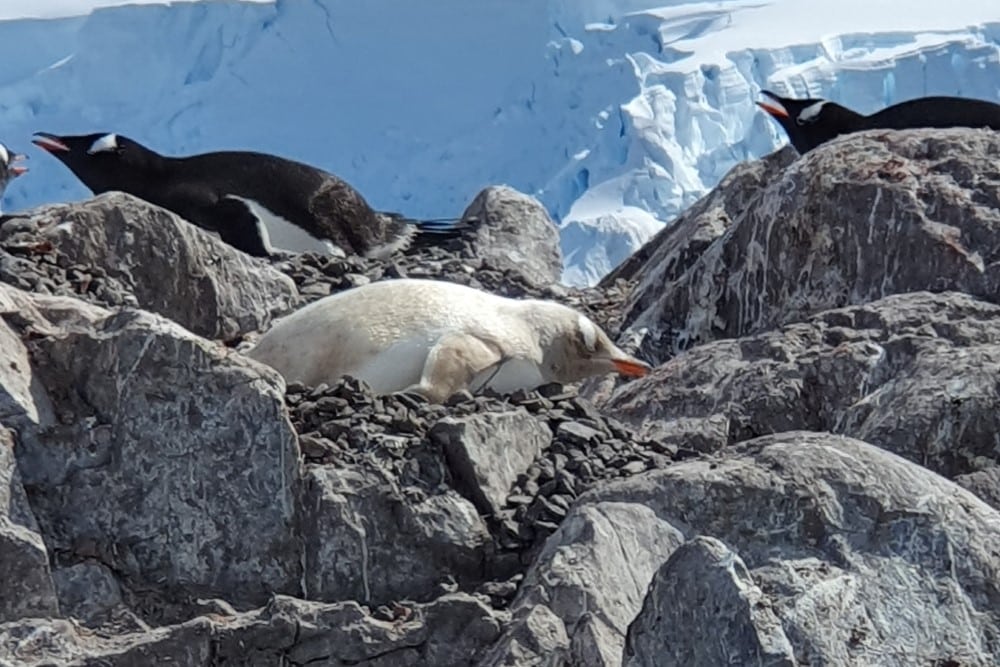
left=606, top=291, right=1000, bottom=483
left=602, top=145, right=797, bottom=288
left=2, top=135, right=1000, bottom=666
left=624, top=536, right=795, bottom=667
left=431, top=411, right=553, bottom=516
left=0, top=593, right=505, bottom=666
left=0, top=192, right=299, bottom=341
left=504, top=502, right=685, bottom=666
left=2, top=284, right=301, bottom=614
left=621, top=129, right=1000, bottom=361
left=0, top=428, right=58, bottom=624
left=605, top=432, right=1000, bottom=666
left=458, top=185, right=564, bottom=288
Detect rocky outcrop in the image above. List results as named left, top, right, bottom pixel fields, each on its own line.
left=621, top=129, right=1000, bottom=362
left=605, top=291, right=1000, bottom=482
left=609, top=432, right=1000, bottom=666
left=602, top=145, right=797, bottom=288
left=498, top=502, right=684, bottom=666
left=0, top=192, right=298, bottom=340
left=1, top=283, right=301, bottom=613
left=2, top=135, right=1000, bottom=666
left=0, top=593, right=504, bottom=666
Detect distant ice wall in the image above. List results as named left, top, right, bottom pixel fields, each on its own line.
left=0, top=1, right=997, bottom=286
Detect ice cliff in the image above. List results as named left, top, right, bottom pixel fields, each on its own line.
left=0, top=0, right=998, bottom=285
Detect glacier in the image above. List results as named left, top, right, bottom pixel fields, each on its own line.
left=0, top=0, right=998, bottom=286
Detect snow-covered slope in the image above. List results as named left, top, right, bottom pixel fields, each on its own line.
left=1, top=0, right=998, bottom=285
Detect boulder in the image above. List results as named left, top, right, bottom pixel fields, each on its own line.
left=431, top=410, right=553, bottom=516
left=6, top=291, right=301, bottom=609
left=302, top=462, right=490, bottom=605
left=623, top=536, right=795, bottom=667
left=606, top=291, right=1000, bottom=488
left=0, top=428, right=58, bottom=623
left=583, top=432, right=1000, bottom=666
left=459, top=186, right=563, bottom=288
left=507, top=502, right=684, bottom=667
left=476, top=603, right=571, bottom=666
left=0, top=192, right=299, bottom=340
left=620, top=129, right=1000, bottom=361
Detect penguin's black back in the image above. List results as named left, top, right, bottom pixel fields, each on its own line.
left=864, top=96, right=1000, bottom=131
left=154, top=150, right=394, bottom=256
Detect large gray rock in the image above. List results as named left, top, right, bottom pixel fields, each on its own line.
left=507, top=502, right=684, bottom=667
left=621, top=129, right=1000, bottom=361
left=606, top=291, right=1000, bottom=487
left=0, top=593, right=505, bottom=666
left=431, top=410, right=552, bottom=516
left=623, top=536, right=795, bottom=667
left=460, top=186, right=563, bottom=288
left=302, top=463, right=490, bottom=605
left=476, top=603, right=571, bottom=667
left=602, top=145, right=796, bottom=288
left=955, top=467, right=1000, bottom=511
left=585, top=432, right=1000, bottom=666
left=51, top=562, right=123, bottom=626
left=0, top=192, right=299, bottom=340
left=0, top=428, right=58, bottom=623
left=9, top=298, right=301, bottom=609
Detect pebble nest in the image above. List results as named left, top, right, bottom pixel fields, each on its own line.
left=285, top=375, right=700, bottom=607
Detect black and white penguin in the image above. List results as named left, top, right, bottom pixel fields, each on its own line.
left=31, top=132, right=463, bottom=258
left=757, top=90, right=1000, bottom=154
left=0, top=142, right=28, bottom=212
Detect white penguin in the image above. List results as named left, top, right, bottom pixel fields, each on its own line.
left=247, top=278, right=651, bottom=402
left=0, top=142, right=28, bottom=214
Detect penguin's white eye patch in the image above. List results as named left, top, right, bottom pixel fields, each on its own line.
left=578, top=314, right=598, bottom=352
left=0, top=144, right=8, bottom=166
left=796, top=101, right=827, bottom=125
left=88, top=133, right=119, bottom=154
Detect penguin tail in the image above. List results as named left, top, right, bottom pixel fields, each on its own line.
left=366, top=211, right=479, bottom=259
left=389, top=212, right=477, bottom=238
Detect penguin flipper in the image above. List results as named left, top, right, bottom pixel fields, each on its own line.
left=210, top=197, right=273, bottom=258
left=400, top=333, right=502, bottom=403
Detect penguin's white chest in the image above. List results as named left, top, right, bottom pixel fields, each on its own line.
left=471, top=358, right=547, bottom=394
left=351, top=334, right=436, bottom=394
left=225, top=195, right=338, bottom=255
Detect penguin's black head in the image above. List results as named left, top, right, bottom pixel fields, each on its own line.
left=0, top=142, right=28, bottom=181
left=757, top=90, right=865, bottom=154
left=32, top=132, right=159, bottom=194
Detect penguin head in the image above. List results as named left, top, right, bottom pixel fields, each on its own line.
left=32, top=132, right=159, bottom=194
left=530, top=302, right=652, bottom=384
left=757, top=90, right=865, bottom=154
left=0, top=142, right=28, bottom=181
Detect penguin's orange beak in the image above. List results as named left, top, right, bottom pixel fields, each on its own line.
left=612, top=357, right=652, bottom=378
left=32, top=133, right=70, bottom=153
left=756, top=100, right=789, bottom=119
